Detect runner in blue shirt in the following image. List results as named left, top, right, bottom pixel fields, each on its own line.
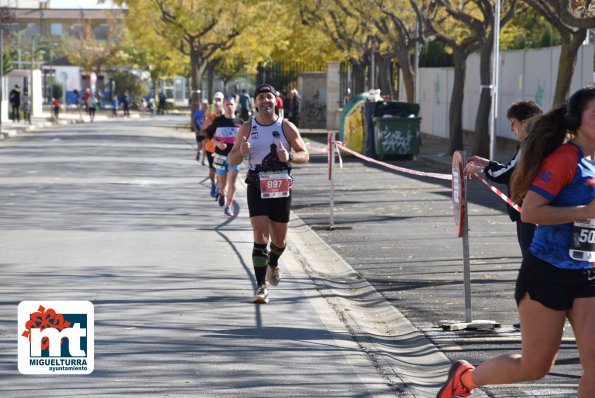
left=437, top=86, right=595, bottom=398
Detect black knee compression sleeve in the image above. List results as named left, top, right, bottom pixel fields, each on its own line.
left=252, top=243, right=269, bottom=286
left=269, top=243, right=286, bottom=267
left=252, top=243, right=269, bottom=267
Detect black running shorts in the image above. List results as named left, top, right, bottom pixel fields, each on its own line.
left=246, top=184, right=291, bottom=223
left=206, top=151, right=214, bottom=170
left=515, top=252, right=595, bottom=310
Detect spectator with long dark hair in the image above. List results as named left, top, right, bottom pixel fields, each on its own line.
left=437, top=86, right=595, bottom=398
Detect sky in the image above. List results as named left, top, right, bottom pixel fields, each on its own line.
left=48, top=0, right=121, bottom=8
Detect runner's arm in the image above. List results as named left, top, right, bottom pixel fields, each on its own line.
left=282, top=120, right=309, bottom=164
left=229, top=122, right=251, bottom=167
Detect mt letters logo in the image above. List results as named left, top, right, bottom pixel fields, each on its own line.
left=18, top=301, right=94, bottom=374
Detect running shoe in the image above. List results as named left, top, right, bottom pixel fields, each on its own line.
left=210, top=183, right=217, bottom=198
left=436, top=360, right=475, bottom=398
left=224, top=206, right=233, bottom=217
left=266, top=265, right=281, bottom=287
left=252, top=285, right=269, bottom=304
left=218, top=193, right=225, bottom=207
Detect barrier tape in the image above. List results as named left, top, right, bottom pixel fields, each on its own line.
left=329, top=138, right=521, bottom=211
left=332, top=141, right=453, bottom=181
left=472, top=173, right=522, bottom=212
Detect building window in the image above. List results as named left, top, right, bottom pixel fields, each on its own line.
left=24, top=22, right=40, bottom=38
left=50, top=23, right=62, bottom=36
left=68, top=23, right=83, bottom=38
left=93, top=24, right=109, bottom=40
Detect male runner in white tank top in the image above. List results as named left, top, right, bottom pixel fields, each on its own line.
left=229, top=84, right=309, bottom=303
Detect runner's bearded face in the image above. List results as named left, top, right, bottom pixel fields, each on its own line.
left=255, top=93, right=276, bottom=117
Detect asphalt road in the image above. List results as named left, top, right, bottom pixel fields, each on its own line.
left=0, top=117, right=398, bottom=397
left=0, top=116, right=582, bottom=397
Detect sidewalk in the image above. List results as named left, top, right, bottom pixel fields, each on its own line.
left=0, top=110, right=142, bottom=140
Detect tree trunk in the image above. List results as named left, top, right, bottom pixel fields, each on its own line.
left=473, top=38, right=493, bottom=158
left=207, top=63, right=215, bottom=102
left=152, top=77, right=158, bottom=100
left=189, top=49, right=208, bottom=124
left=449, top=49, right=466, bottom=154
left=396, top=45, right=414, bottom=103
left=352, top=61, right=366, bottom=94
left=553, top=29, right=587, bottom=106
left=376, top=54, right=393, bottom=98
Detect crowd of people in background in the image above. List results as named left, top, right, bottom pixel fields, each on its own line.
left=5, top=84, right=303, bottom=129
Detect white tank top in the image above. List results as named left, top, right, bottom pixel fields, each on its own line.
left=245, top=116, right=293, bottom=187
left=247, top=116, right=290, bottom=171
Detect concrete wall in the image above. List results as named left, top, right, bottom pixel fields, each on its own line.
left=54, top=65, right=82, bottom=104
left=399, top=44, right=595, bottom=140
left=298, top=72, right=326, bottom=129
left=2, top=68, right=42, bottom=121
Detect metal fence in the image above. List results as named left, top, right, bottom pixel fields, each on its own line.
left=256, top=61, right=326, bottom=95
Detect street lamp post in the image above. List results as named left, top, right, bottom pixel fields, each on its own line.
left=30, top=38, right=35, bottom=95
left=1, top=28, right=4, bottom=133
left=489, top=0, right=501, bottom=161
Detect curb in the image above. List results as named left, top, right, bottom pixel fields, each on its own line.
left=286, top=215, right=489, bottom=397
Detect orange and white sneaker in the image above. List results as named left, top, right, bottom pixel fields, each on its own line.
left=436, top=360, right=475, bottom=398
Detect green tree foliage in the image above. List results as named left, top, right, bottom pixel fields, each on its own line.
left=0, top=6, right=16, bottom=75
left=51, top=83, right=63, bottom=100
left=419, top=41, right=453, bottom=67
left=368, top=0, right=424, bottom=101
left=500, top=2, right=560, bottom=50
left=119, top=32, right=184, bottom=99
left=109, top=70, right=149, bottom=101
left=2, top=51, right=14, bottom=75
left=268, top=2, right=341, bottom=66
left=523, top=0, right=595, bottom=105
left=60, top=12, right=126, bottom=76
left=213, top=56, right=247, bottom=93
left=115, top=0, right=255, bottom=97
left=298, top=0, right=380, bottom=93
left=422, top=0, right=482, bottom=153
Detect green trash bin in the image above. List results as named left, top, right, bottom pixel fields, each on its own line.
left=373, top=115, right=421, bottom=159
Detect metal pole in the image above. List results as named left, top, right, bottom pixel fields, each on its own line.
left=461, top=151, right=472, bottom=323
left=414, top=18, right=420, bottom=103
left=0, top=31, right=3, bottom=133
left=17, top=30, right=21, bottom=70
left=489, top=0, right=501, bottom=161
left=30, top=39, right=34, bottom=93
left=329, top=131, right=335, bottom=230
left=370, top=52, right=375, bottom=91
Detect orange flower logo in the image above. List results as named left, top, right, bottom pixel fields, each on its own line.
left=21, top=305, right=72, bottom=350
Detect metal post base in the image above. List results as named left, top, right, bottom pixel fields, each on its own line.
left=439, top=319, right=501, bottom=331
